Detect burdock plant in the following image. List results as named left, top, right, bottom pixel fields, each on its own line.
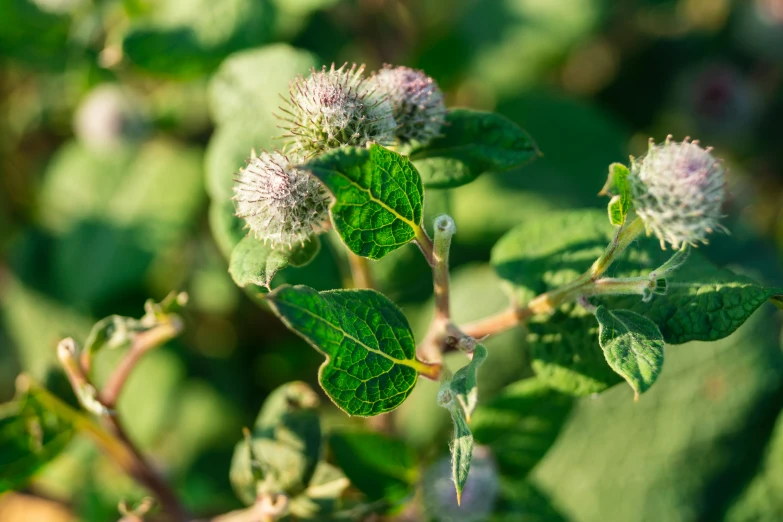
left=16, top=57, right=781, bottom=522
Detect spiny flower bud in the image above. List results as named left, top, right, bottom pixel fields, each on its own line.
left=629, top=136, right=726, bottom=249
left=371, top=65, right=446, bottom=145
left=279, top=63, right=396, bottom=157
left=422, top=447, right=500, bottom=522
left=233, top=150, right=331, bottom=248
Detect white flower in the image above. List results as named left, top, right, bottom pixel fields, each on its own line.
left=233, top=151, right=331, bottom=247
left=371, top=65, right=446, bottom=145
left=279, top=63, right=396, bottom=157
left=629, top=136, right=726, bottom=249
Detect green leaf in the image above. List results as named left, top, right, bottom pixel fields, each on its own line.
left=229, top=236, right=320, bottom=290
left=0, top=383, right=74, bottom=493
left=609, top=260, right=783, bottom=344
left=230, top=382, right=322, bottom=504
left=450, top=344, right=488, bottom=422
left=528, top=304, right=624, bottom=396
left=600, top=163, right=631, bottom=226
left=287, top=461, right=350, bottom=520
left=436, top=347, right=488, bottom=506
left=303, top=144, right=424, bottom=260
left=472, top=378, right=572, bottom=478
left=122, top=0, right=274, bottom=78
left=449, top=407, right=473, bottom=506
left=594, top=307, right=664, bottom=399
left=409, top=109, right=539, bottom=188
left=329, top=431, right=417, bottom=502
left=267, top=285, right=433, bottom=416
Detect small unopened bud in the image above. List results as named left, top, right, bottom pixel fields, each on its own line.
left=233, top=151, right=331, bottom=248
left=422, top=447, right=500, bottom=522
left=279, top=63, right=396, bottom=157
left=629, top=136, right=726, bottom=249
left=371, top=65, right=446, bottom=146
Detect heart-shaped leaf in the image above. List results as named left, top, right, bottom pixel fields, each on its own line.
left=268, top=285, right=437, bottom=416
left=302, top=145, right=425, bottom=260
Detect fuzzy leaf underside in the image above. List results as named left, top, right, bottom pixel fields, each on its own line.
left=472, top=378, right=573, bottom=478
left=595, top=306, right=665, bottom=398
left=409, top=109, right=539, bottom=188
left=267, top=285, right=421, bottom=416
left=229, top=236, right=319, bottom=289
left=303, top=145, right=424, bottom=260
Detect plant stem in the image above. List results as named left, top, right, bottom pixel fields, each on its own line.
left=415, top=216, right=461, bottom=365
left=589, top=216, right=645, bottom=279
left=431, top=215, right=456, bottom=322
left=346, top=252, right=374, bottom=289
left=99, top=318, right=183, bottom=410
left=414, top=226, right=436, bottom=267
left=461, top=218, right=648, bottom=340
left=18, top=376, right=189, bottom=521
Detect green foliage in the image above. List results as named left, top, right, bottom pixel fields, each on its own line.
left=0, top=382, right=74, bottom=493
left=409, top=109, right=539, bottom=188
left=329, top=431, right=417, bottom=502
left=229, top=236, right=320, bottom=290
left=609, top=260, right=783, bottom=344
left=601, top=163, right=632, bottom=226
left=472, top=378, right=572, bottom=478
left=122, top=0, right=274, bottom=78
left=268, top=285, right=429, bottom=416
left=492, top=209, right=781, bottom=395
left=230, top=382, right=322, bottom=503
left=303, top=145, right=425, bottom=260
left=594, top=306, right=664, bottom=399
left=437, top=345, right=488, bottom=503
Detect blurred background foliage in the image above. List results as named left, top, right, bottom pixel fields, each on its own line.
left=1, top=0, right=783, bottom=520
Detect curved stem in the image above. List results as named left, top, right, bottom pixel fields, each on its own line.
left=100, top=318, right=182, bottom=410
left=461, top=219, right=648, bottom=340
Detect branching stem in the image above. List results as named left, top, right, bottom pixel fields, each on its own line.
left=461, top=217, right=647, bottom=339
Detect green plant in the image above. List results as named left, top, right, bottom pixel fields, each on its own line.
left=3, top=60, right=782, bottom=522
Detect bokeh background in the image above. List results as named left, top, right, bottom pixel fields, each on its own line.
left=2, top=0, right=783, bottom=520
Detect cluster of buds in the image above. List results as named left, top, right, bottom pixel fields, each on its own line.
left=629, top=136, right=726, bottom=249
left=235, top=63, right=446, bottom=248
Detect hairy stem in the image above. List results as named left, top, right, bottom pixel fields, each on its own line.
left=19, top=376, right=189, bottom=521
left=462, top=219, right=648, bottom=339
left=589, top=216, right=645, bottom=279
left=432, top=215, right=456, bottom=322
left=100, top=318, right=183, bottom=410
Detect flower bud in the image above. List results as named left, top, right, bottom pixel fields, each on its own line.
left=280, top=63, right=396, bottom=157
left=629, top=136, right=726, bottom=249
left=422, top=447, right=500, bottom=522
left=233, top=151, right=331, bottom=247
left=371, top=65, right=446, bottom=146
